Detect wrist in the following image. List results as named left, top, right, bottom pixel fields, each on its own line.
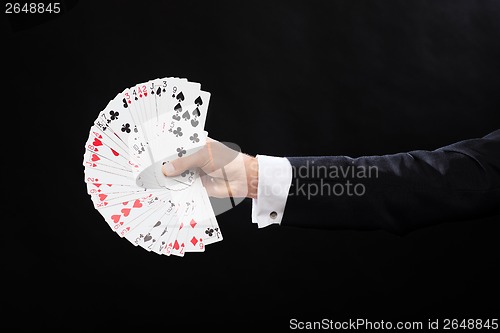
left=245, top=155, right=259, bottom=199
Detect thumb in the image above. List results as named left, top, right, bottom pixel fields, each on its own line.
left=161, top=147, right=209, bottom=177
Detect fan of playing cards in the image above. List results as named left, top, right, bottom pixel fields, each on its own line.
left=83, top=77, right=222, bottom=257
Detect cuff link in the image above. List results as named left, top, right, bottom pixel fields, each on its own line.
left=269, top=211, right=278, bottom=219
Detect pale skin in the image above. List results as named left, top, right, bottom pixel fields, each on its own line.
left=162, top=138, right=259, bottom=199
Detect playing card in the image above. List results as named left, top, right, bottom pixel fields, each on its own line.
left=84, top=77, right=223, bottom=256
left=158, top=188, right=194, bottom=256
left=191, top=179, right=223, bottom=246
left=85, top=126, right=132, bottom=171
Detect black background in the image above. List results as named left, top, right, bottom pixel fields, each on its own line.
left=3, top=0, right=500, bottom=331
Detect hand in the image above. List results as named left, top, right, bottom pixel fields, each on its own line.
left=162, top=138, right=259, bottom=199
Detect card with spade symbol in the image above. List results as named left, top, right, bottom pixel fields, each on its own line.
left=83, top=77, right=222, bottom=256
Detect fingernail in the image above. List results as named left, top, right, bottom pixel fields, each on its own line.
left=162, top=161, right=175, bottom=176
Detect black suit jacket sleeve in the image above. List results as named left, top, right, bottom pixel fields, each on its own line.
left=283, top=129, right=500, bottom=234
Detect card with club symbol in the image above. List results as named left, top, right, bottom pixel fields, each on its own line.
left=83, top=77, right=223, bottom=256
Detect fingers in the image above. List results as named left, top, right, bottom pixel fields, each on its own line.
left=201, top=174, right=233, bottom=198
left=162, top=138, right=242, bottom=177
left=205, top=140, right=242, bottom=172
left=162, top=146, right=209, bottom=177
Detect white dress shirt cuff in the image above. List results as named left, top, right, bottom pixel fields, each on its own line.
left=251, top=155, right=293, bottom=228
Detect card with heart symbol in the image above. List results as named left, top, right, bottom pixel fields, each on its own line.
left=83, top=77, right=222, bottom=257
